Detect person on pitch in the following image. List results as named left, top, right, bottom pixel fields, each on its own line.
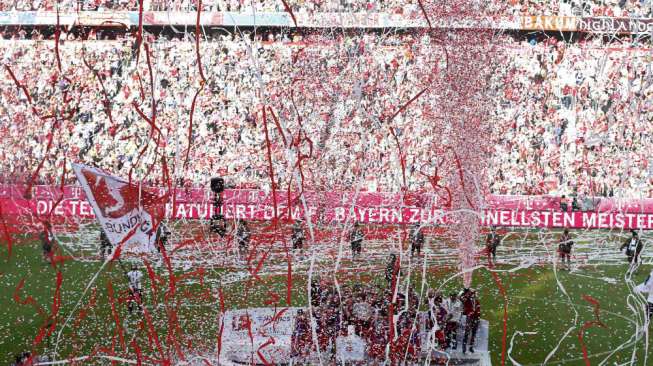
left=210, top=213, right=227, bottom=237
left=291, top=309, right=312, bottom=360
left=310, top=277, right=322, bottom=308
left=385, top=253, right=399, bottom=286
left=365, top=314, right=388, bottom=364
left=127, top=265, right=144, bottom=314
left=426, top=290, right=447, bottom=350
left=410, top=223, right=424, bottom=256
left=291, top=219, right=305, bottom=251
left=443, top=292, right=462, bottom=349
left=40, top=221, right=55, bottom=264
left=236, top=220, right=251, bottom=260
left=558, top=228, right=574, bottom=270
left=636, top=269, right=653, bottom=321
left=350, top=222, right=364, bottom=260
left=485, top=226, right=501, bottom=263
left=620, top=230, right=643, bottom=265
left=99, top=229, right=112, bottom=260
left=155, top=221, right=171, bottom=254
left=461, top=288, right=481, bottom=354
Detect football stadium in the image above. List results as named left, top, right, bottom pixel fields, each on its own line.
left=1, top=0, right=653, bottom=365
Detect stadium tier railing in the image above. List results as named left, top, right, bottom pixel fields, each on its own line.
left=0, top=11, right=652, bottom=33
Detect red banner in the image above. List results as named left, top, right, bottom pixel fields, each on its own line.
left=482, top=210, right=653, bottom=230
left=1, top=185, right=653, bottom=229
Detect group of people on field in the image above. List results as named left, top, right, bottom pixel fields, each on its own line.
left=38, top=220, right=164, bottom=316
left=209, top=219, right=426, bottom=262
left=38, top=217, right=652, bottom=351
left=349, top=222, right=425, bottom=260
left=483, top=225, right=645, bottom=271
left=291, top=277, right=483, bottom=364
left=426, top=288, right=482, bottom=355
left=556, top=228, right=644, bottom=269
left=39, top=216, right=647, bottom=273
left=98, top=220, right=170, bottom=260
left=232, top=219, right=304, bottom=260
left=41, top=218, right=648, bottom=273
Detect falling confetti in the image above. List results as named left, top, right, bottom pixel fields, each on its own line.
left=1, top=1, right=653, bottom=365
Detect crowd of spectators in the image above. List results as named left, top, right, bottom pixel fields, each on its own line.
left=493, top=35, right=653, bottom=198
left=508, top=0, right=653, bottom=17
left=1, top=0, right=652, bottom=17
left=1, top=28, right=652, bottom=198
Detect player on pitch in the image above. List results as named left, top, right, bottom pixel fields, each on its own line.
left=485, top=226, right=501, bottom=263
left=558, top=228, right=574, bottom=270
left=127, top=265, right=144, bottom=314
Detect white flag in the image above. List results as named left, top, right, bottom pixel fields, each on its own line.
left=72, top=163, right=166, bottom=253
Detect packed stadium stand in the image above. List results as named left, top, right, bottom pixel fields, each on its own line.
left=2, top=29, right=652, bottom=197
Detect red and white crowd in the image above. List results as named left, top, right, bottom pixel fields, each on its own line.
left=1, top=27, right=652, bottom=198
left=1, top=0, right=652, bottom=16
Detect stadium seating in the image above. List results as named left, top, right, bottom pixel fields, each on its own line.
left=1, top=18, right=652, bottom=199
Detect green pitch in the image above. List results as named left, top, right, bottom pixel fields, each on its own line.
left=0, top=232, right=651, bottom=365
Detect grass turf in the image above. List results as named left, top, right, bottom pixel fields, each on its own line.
left=1, top=235, right=652, bottom=365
